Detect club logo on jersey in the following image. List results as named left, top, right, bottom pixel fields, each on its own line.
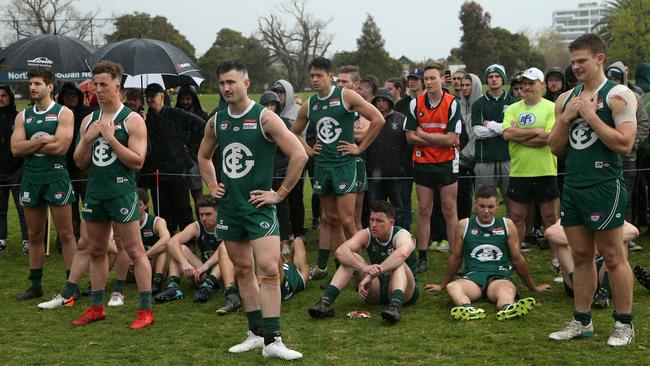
left=569, top=120, right=599, bottom=150
left=30, top=131, right=50, bottom=157
left=590, top=213, right=604, bottom=222
left=116, top=177, right=129, bottom=183
left=54, top=192, right=64, bottom=200
left=312, top=103, right=320, bottom=111
left=21, top=192, right=30, bottom=203
left=93, top=137, right=118, bottom=167
left=470, top=244, right=504, bottom=262
left=260, top=221, right=270, bottom=229
left=220, top=121, right=230, bottom=130
left=391, top=122, right=399, bottom=130
left=517, top=112, right=536, bottom=127
left=27, top=56, right=54, bottom=66
left=233, top=127, right=240, bottom=132
left=594, top=161, right=610, bottom=169
left=316, top=117, right=342, bottom=144
left=222, top=142, right=254, bottom=179
left=243, top=119, right=257, bottom=129
left=26, top=117, right=34, bottom=124
left=45, top=114, right=57, bottom=122
left=471, top=229, right=479, bottom=235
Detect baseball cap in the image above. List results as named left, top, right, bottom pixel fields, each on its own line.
left=520, top=67, right=545, bottom=82
left=144, top=83, right=165, bottom=96
left=408, top=68, right=424, bottom=80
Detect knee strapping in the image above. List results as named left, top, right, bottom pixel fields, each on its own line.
left=259, top=273, right=280, bottom=285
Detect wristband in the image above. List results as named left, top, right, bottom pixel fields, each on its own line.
left=208, top=182, right=219, bottom=191
left=277, top=185, right=290, bottom=199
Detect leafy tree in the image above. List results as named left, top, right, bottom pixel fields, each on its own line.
left=529, top=27, right=570, bottom=69
left=105, top=12, right=196, bottom=61
left=198, top=28, right=273, bottom=93
left=491, top=27, right=546, bottom=76
left=353, top=14, right=403, bottom=82
left=457, top=1, right=497, bottom=74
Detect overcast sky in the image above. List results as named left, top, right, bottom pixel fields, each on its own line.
left=70, top=0, right=588, bottom=60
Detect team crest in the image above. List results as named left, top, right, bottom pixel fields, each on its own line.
left=220, top=121, right=230, bottom=130
left=26, top=117, right=33, bottom=124
left=120, top=208, right=128, bottom=215
left=338, top=182, right=348, bottom=190
left=471, top=229, right=479, bottom=235
left=569, top=120, right=599, bottom=150
left=260, top=221, right=270, bottom=229
left=54, top=192, right=64, bottom=200
left=517, top=112, right=536, bottom=127
left=470, top=244, right=504, bottom=262
left=590, top=213, right=604, bottom=222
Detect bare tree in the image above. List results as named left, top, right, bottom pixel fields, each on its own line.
left=2, top=0, right=99, bottom=42
left=257, top=0, right=332, bottom=91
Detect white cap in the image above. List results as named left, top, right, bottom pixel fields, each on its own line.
left=520, top=67, right=544, bottom=82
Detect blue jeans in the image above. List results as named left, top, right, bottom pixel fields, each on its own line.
left=367, top=178, right=413, bottom=230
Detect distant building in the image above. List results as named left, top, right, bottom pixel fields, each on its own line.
left=552, top=2, right=609, bottom=44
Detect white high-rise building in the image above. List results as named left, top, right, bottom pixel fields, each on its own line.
left=552, top=2, right=609, bottom=44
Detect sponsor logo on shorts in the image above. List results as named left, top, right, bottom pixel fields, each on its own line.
left=590, top=213, right=604, bottom=222
left=220, top=121, right=230, bottom=130
left=54, top=191, right=65, bottom=200
left=560, top=211, right=564, bottom=217
left=120, top=208, right=129, bottom=215
left=313, top=181, right=321, bottom=190
left=45, top=114, right=57, bottom=122
left=216, top=223, right=229, bottom=230
left=260, top=221, right=270, bottom=229
left=594, top=161, right=610, bottom=169
left=21, top=192, right=30, bottom=203
left=338, top=182, right=348, bottom=190
left=81, top=204, right=93, bottom=213
left=116, top=177, right=129, bottom=183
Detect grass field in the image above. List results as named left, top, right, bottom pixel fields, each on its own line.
left=3, top=96, right=650, bottom=364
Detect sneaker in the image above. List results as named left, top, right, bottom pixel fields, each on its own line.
left=228, top=331, right=264, bottom=353
left=16, top=287, right=43, bottom=301
left=451, top=305, right=486, bottom=320
left=216, top=293, right=242, bottom=315
left=515, top=297, right=536, bottom=316
left=154, top=286, right=183, bottom=303
left=634, top=265, right=650, bottom=291
left=435, top=240, right=450, bottom=253
left=592, top=288, right=609, bottom=309
left=308, top=297, right=335, bottom=318
left=38, top=294, right=74, bottom=309
left=130, top=309, right=154, bottom=329
left=108, top=292, right=125, bottom=307
left=193, top=286, right=213, bottom=303
left=551, top=258, right=561, bottom=274
left=72, top=305, right=106, bottom=326
left=496, top=303, right=520, bottom=320
left=262, top=337, right=303, bottom=360
left=416, top=259, right=427, bottom=274
left=281, top=243, right=291, bottom=257
left=523, top=234, right=539, bottom=247
left=22, top=240, right=29, bottom=254
left=381, top=302, right=402, bottom=324
left=553, top=275, right=565, bottom=283
left=308, top=266, right=328, bottom=281
left=428, top=241, right=439, bottom=251
left=607, top=321, right=634, bottom=346
left=520, top=242, right=530, bottom=252
left=627, top=241, right=642, bottom=252
left=549, top=320, right=594, bottom=340
left=0, top=239, right=6, bottom=252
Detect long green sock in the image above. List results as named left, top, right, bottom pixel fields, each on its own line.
left=262, top=317, right=281, bottom=345
left=246, top=310, right=263, bottom=335
left=224, top=285, right=239, bottom=296
left=613, top=311, right=634, bottom=324
left=418, top=250, right=427, bottom=262
left=202, top=274, right=218, bottom=291
left=317, top=249, right=330, bottom=269
left=114, top=279, right=126, bottom=294
left=323, top=284, right=340, bottom=303
left=167, top=276, right=180, bottom=288
left=139, top=291, right=152, bottom=310
left=390, top=289, right=405, bottom=305
left=153, top=272, right=164, bottom=283
left=29, top=268, right=43, bottom=289
left=573, top=310, right=592, bottom=326
left=61, top=281, right=78, bottom=298
left=90, top=289, right=105, bottom=307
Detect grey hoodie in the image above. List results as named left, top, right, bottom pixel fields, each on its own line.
left=459, top=73, right=483, bottom=163
left=272, top=79, right=300, bottom=123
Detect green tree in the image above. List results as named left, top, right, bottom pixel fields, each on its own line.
left=105, top=12, right=196, bottom=61
left=197, top=28, right=273, bottom=93
left=490, top=27, right=546, bottom=76
left=597, top=0, right=650, bottom=77
left=332, top=51, right=359, bottom=69
left=353, top=14, right=403, bottom=82
left=529, top=27, right=570, bottom=69
left=457, top=1, right=497, bottom=74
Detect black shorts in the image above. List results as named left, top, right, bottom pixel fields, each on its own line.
left=507, top=176, right=559, bottom=203
left=413, top=170, right=458, bottom=189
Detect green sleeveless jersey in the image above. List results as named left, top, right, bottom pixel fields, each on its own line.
left=215, top=102, right=277, bottom=215
left=195, top=221, right=221, bottom=261
left=86, top=105, right=137, bottom=199
left=22, top=102, right=68, bottom=183
left=462, top=216, right=512, bottom=276
left=563, top=80, right=623, bottom=187
left=365, top=226, right=418, bottom=283
left=140, top=212, right=160, bottom=250
left=307, top=87, right=357, bottom=167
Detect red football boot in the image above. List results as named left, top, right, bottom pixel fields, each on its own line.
left=130, top=309, right=154, bottom=329
left=72, top=305, right=106, bottom=326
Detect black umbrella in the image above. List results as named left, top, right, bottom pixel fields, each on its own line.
left=0, top=34, right=95, bottom=75
left=92, top=38, right=203, bottom=88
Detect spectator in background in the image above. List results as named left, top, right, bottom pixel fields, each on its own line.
left=142, top=83, right=205, bottom=234
left=606, top=61, right=650, bottom=251
left=124, top=89, right=146, bottom=119
left=384, top=77, right=405, bottom=106
left=509, top=71, right=525, bottom=100
left=355, top=75, right=378, bottom=229
left=395, top=68, right=424, bottom=117
left=366, top=88, right=412, bottom=229
left=176, top=85, right=208, bottom=121
left=452, top=70, right=468, bottom=98
left=273, top=79, right=307, bottom=240
left=0, top=85, right=28, bottom=252
left=564, top=65, right=578, bottom=90
left=544, top=67, right=566, bottom=102
left=458, top=74, right=482, bottom=219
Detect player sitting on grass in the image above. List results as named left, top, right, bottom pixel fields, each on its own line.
left=279, top=236, right=310, bottom=301
left=308, top=200, right=418, bottom=324
left=155, top=195, right=241, bottom=314
left=426, top=185, right=550, bottom=320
